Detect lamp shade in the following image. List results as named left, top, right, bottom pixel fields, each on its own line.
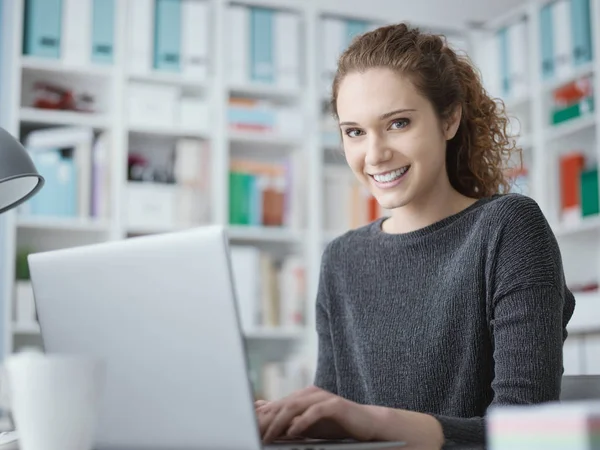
left=0, top=127, right=44, bottom=214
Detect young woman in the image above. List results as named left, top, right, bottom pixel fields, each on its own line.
left=255, top=23, right=576, bottom=449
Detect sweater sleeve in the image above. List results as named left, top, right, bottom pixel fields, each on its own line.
left=432, top=196, right=576, bottom=445
left=313, top=245, right=338, bottom=394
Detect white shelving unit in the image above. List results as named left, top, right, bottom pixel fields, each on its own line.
left=473, top=0, right=600, bottom=375
left=0, top=0, right=470, bottom=405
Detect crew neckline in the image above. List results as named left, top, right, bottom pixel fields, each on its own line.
left=367, top=195, right=498, bottom=241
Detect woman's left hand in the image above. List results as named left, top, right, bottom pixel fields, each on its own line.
left=257, top=386, right=387, bottom=443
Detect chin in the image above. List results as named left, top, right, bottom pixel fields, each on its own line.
left=374, top=191, right=411, bottom=210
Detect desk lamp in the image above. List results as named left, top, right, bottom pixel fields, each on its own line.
left=0, top=127, right=44, bottom=214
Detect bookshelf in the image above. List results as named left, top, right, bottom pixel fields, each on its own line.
left=472, top=0, right=600, bottom=376
left=0, top=0, right=472, bottom=407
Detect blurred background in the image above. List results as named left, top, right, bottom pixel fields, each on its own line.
left=0, top=0, right=598, bottom=420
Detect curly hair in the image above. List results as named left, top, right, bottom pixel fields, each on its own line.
left=331, top=23, right=521, bottom=198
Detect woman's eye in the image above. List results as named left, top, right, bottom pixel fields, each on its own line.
left=390, top=119, right=409, bottom=129
left=345, top=128, right=363, bottom=138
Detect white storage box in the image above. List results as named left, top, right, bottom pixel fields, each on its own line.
left=178, top=97, right=211, bottom=132
left=126, top=182, right=177, bottom=231
left=127, top=82, right=180, bottom=128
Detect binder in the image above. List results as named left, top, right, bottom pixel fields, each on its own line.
left=274, top=11, right=300, bottom=89
left=250, top=7, right=274, bottom=83
left=540, top=3, right=555, bottom=80
left=62, top=0, right=91, bottom=66
left=91, top=0, right=115, bottom=64
left=497, top=27, right=510, bottom=97
left=508, top=20, right=528, bottom=99
left=23, top=0, right=63, bottom=58
left=181, top=0, right=210, bottom=78
left=483, top=34, right=501, bottom=98
left=228, top=5, right=249, bottom=85
left=570, top=0, right=592, bottom=66
left=26, top=150, right=77, bottom=218
left=128, top=0, right=154, bottom=74
left=552, top=0, right=573, bottom=80
left=322, top=17, right=345, bottom=96
left=154, top=0, right=182, bottom=72
left=345, top=19, right=368, bottom=46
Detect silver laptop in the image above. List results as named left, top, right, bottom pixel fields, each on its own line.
left=27, top=226, right=404, bottom=450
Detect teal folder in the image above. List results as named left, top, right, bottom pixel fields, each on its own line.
left=571, top=0, right=592, bottom=66
left=28, top=150, right=77, bottom=218
left=497, top=27, right=510, bottom=97
left=345, top=19, right=368, bottom=46
left=250, top=7, right=274, bottom=83
left=153, top=0, right=182, bottom=72
left=539, top=4, right=555, bottom=80
left=22, top=0, right=62, bottom=58
left=91, top=0, right=115, bottom=64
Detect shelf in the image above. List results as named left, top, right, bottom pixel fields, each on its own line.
left=20, top=56, right=114, bottom=78
left=20, top=107, right=110, bottom=129
left=129, top=124, right=210, bottom=139
left=568, top=291, right=600, bottom=334
left=554, top=215, right=600, bottom=238
left=17, top=216, right=111, bottom=233
left=229, top=83, right=300, bottom=102
left=229, top=131, right=300, bottom=149
left=542, top=61, right=595, bottom=93
left=227, top=226, right=304, bottom=243
left=244, top=326, right=306, bottom=340
left=128, top=71, right=206, bottom=90
left=12, top=321, right=40, bottom=334
left=504, top=94, right=530, bottom=112
left=545, top=115, right=596, bottom=141
left=228, top=0, right=304, bottom=12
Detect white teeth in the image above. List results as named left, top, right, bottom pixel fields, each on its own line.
left=373, top=166, right=409, bottom=183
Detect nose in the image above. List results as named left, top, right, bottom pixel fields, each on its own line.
left=365, top=132, right=392, bottom=167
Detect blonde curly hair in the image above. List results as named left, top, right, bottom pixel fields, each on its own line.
left=331, top=23, right=521, bottom=198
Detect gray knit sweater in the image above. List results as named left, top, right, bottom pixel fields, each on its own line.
left=313, top=193, right=576, bottom=446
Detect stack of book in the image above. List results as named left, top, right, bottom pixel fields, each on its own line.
left=559, top=151, right=599, bottom=225
left=228, top=98, right=303, bottom=138
left=229, top=158, right=303, bottom=228
left=127, top=0, right=210, bottom=76
left=229, top=247, right=305, bottom=332
left=251, top=358, right=311, bottom=401
left=539, top=0, right=593, bottom=81
left=551, top=76, right=594, bottom=126
left=17, top=126, right=110, bottom=220
left=23, top=0, right=116, bottom=65
left=487, top=401, right=600, bottom=450
left=227, top=4, right=301, bottom=89
left=323, top=166, right=383, bottom=232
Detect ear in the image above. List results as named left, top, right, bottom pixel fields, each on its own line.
left=444, top=104, right=462, bottom=140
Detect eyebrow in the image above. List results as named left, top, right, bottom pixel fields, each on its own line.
left=338, top=108, right=417, bottom=127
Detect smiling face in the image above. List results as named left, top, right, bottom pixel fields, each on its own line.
left=336, top=68, right=461, bottom=211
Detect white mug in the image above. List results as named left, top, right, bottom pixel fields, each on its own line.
left=4, top=351, right=105, bottom=450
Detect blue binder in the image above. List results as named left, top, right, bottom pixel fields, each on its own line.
left=154, top=0, right=182, bottom=72
left=345, top=19, right=368, bottom=46
left=497, top=27, right=510, bottom=97
left=571, top=0, right=593, bottom=66
left=91, top=0, right=115, bottom=64
left=27, top=150, right=77, bottom=218
left=250, top=7, right=274, bottom=83
left=539, top=4, right=555, bottom=80
left=22, top=0, right=62, bottom=58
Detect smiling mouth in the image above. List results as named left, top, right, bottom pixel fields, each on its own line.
left=370, top=166, right=410, bottom=183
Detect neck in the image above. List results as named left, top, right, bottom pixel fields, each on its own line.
left=383, top=180, right=477, bottom=234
